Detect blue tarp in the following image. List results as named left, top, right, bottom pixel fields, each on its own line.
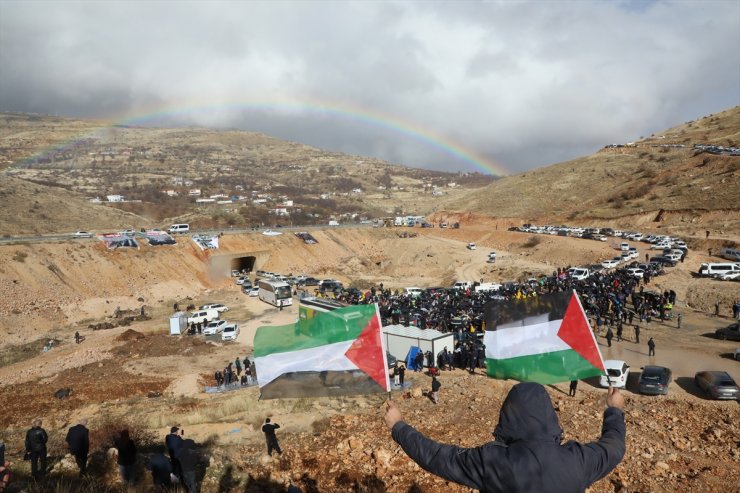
left=406, top=346, right=422, bottom=371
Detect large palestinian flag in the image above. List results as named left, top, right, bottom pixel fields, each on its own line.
left=254, top=304, right=390, bottom=399
left=483, top=291, right=605, bottom=384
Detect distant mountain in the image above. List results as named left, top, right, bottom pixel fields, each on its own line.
left=0, top=113, right=495, bottom=234
left=457, top=106, right=739, bottom=231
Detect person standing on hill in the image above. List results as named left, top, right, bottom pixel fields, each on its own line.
left=398, top=362, right=406, bottom=387
left=569, top=380, right=578, bottom=397
left=165, top=427, right=184, bottom=478
left=383, top=383, right=625, bottom=492
left=25, top=419, right=48, bottom=479
left=65, top=419, right=89, bottom=477
left=430, top=376, right=442, bottom=404
left=262, top=418, right=282, bottom=456
left=114, top=429, right=137, bottom=485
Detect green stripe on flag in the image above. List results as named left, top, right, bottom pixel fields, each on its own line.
left=486, top=349, right=604, bottom=385
left=253, top=304, right=376, bottom=357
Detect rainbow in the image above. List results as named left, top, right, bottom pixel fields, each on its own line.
left=19, top=99, right=510, bottom=176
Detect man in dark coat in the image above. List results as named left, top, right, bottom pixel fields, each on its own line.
left=648, top=337, right=656, bottom=357
left=25, top=419, right=48, bottom=479
left=166, top=427, right=184, bottom=478
left=147, top=445, right=172, bottom=491
left=262, top=418, right=282, bottom=456
left=383, top=382, right=625, bottom=492
left=65, top=418, right=90, bottom=476
left=175, top=439, right=199, bottom=493
left=605, top=327, right=613, bottom=347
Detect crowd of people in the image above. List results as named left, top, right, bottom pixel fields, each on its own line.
left=311, top=263, right=676, bottom=348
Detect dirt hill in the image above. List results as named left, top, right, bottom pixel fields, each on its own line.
left=456, top=106, right=740, bottom=232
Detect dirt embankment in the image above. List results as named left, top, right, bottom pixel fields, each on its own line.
left=3, top=218, right=739, bottom=344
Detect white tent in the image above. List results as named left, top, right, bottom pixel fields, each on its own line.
left=382, top=325, right=455, bottom=363
left=169, top=312, right=188, bottom=335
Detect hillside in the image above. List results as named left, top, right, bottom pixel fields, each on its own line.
left=458, top=106, right=740, bottom=233
left=0, top=113, right=493, bottom=234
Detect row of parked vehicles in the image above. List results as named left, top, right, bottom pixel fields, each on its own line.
left=599, top=360, right=739, bottom=400
left=186, top=303, right=239, bottom=341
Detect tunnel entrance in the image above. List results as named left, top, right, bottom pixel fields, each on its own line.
left=230, top=256, right=256, bottom=274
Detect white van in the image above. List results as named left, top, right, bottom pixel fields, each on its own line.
left=168, top=223, right=190, bottom=234
left=328, top=220, right=340, bottom=226
left=187, top=308, right=219, bottom=325
left=453, top=281, right=473, bottom=290
left=720, top=248, right=740, bottom=262
left=568, top=268, right=591, bottom=281
left=620, top=242, right=629, bottom=251
left=404, top=287, right=423, bottom=297
left=698, top=263, right=740, bottom=278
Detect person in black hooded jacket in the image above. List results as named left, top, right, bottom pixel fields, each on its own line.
left=383, top=382, right=625, bottom=493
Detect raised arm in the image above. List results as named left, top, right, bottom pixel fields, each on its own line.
left=384, top=401, right=496, bottom=490
left=581, top=387, right=626, bottom=485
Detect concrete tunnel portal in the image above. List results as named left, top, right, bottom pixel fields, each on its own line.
left=210, top=251, right=269, bottom=279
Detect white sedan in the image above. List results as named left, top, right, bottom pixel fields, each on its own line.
left=203, top=320, right=227, bottom=335
left=248, top=286, right=260, bottom=297
left=601, top=259, right=620, bottom=269
left=627, top=268, right=645, bottom=279
left=73, top=231, right=93, bottom=238
left=221, top=323, right=240, bottom=341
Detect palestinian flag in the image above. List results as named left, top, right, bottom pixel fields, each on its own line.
left=483, top=290, right=605, bottom=384
left=254, top=304, right=390, bottom=399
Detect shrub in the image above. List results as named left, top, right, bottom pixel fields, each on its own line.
left=522, top=236, right=541, bottom=248
left=12, top=251, right=28, bottom=262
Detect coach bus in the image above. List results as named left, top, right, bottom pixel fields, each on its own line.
left=258, top=279, right=293, bottom=307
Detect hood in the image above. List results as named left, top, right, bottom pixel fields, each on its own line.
left=493, top=382, right=563, bottom=444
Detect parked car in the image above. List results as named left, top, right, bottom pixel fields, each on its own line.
left=600, top=360, right=630, bottom=388
left=120, top=229, right=135, bottom=236
left=247, top=286, right=260, bottom=297
left=235, top=276, right=248, bottom=285
left=718, top=271, right=740, bottom=281
left=735, top=349, right=740, bottom=361
left=200, top=303, right=229, bottom=313
left=694, top=371, right=739, bottom=400
left=467, top=243, right=477, bottom=250
left=638, top=365, right=672, bottom=395
left=627, top=268, right=645, bottom=279
left=650, top=256, right=677, bottom=267
left=230, top=269, right=241, bottom=277
left=203, top=320, right=227, bottom=335
left=601, top=259, right=620, bottom=269
left=73, top=231, right=93, bottom=238
left=300, top=277, right=320, bottom=286
left=240, top=281, right=253, bottom=292
left=221, top=323, right=240, bottom=341
left=715, top=322, right=740, bottom=341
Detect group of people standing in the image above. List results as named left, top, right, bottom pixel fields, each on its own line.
left=214, top=355, right=256, bottom=388
left=10, top=419, right=203, bottom=492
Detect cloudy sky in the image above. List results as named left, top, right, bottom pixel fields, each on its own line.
left=1, top=0, right=738, bottom=175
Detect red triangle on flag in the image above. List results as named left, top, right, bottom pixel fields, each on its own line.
left=344, top=312, right=389, bottom=391
left=558, top=292, right=605, bottom=371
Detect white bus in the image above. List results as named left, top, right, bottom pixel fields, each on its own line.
left=258, top=279, right=293, bottom=307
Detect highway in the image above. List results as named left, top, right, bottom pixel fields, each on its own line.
left=0, top=223, right=375, bottom=245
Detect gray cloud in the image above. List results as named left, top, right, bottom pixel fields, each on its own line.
left=0, top=0, right=738, bottom=175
